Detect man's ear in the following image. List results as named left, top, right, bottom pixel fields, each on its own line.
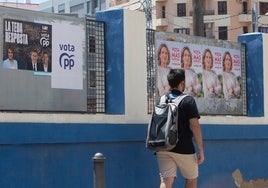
left=178, top=80, right=185, bottom=90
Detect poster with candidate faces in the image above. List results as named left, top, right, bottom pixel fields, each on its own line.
left=3, top=19, right=52, bottom=72
left=1, top=18, right=86, bottom=112
left=156, top=38, right=244, bottom=115
left=2, top=18, right=84, bottom=90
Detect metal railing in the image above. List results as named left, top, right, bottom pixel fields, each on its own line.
left=146, top=29, right=156, bottom=114
left=189, top=9, right=215, bottom=16
left=86, top=19, right=106, bottom=113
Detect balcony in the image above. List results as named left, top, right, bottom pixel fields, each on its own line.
left=155, top=0, right=167, bottom=2
left=238, top=13, right=252, bottom=23
left=189, top=9, right=214, bottom=16
left=109, top=0, right=129, bottom=6
left=155, top=18, right=168, bottom=27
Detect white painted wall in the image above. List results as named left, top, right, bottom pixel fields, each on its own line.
left=124, top=10, right=148, bottom=123
left=262, top=33, right=268, bottom=117
left=1, top=9, right=268, bottom=125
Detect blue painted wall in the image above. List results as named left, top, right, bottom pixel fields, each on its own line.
left=238, top=33, right=264, bottom=117
left=0, top=9, right=267, bottom=188
left=96, top=9, right=125, bottom=114
left=0, top=123, right=267, bottom=188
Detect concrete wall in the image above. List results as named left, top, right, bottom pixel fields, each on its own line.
left=0, top=7, right=267, bottom=188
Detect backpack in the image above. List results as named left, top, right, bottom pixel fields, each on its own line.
left=145, top=94, right=187, bottom=151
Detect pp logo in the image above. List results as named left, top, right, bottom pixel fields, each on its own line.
left=59, top=53, right=75, bottom=70
left=40, top=34, right=50, bottom=47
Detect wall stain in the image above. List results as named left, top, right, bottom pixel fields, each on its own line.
left=232, top=169, right=268, bottom=188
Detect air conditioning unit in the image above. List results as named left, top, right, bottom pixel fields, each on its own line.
left=237, top=0, right=246, bottom=3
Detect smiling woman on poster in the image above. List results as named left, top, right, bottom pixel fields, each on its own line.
left=181, top=46, right=201, bottom=97
left=202, top=48, right=222, bottom=98
left=3, top=47, right=18, bottom=69
left=222, top=51, right=240, bottom=99
left=157, top=43, right=171, bottom=96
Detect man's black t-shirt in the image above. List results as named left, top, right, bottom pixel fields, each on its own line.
left=167, top=89, right=200, bottom=154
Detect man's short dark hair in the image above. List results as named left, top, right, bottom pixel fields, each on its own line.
left=167, top=69, right=185, bottom=88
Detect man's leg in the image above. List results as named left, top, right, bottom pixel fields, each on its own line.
left=160, top=177, right=175, bottom=188
left=157, top=152, right=177, bottom=188
left=175, top=154, right=198, bottom=188
left=184, top=178, right=197, bottom=188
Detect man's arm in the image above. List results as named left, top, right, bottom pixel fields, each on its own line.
left=189, top=117, right=205, bottom=165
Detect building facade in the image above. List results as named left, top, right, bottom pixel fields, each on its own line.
left=0, top=1, right=39, bottom=10
left=110, top=0, right=268, bottom=42
left=38, top=0, right=107, bottom=17
left=38, top=0, right=268, bottom=41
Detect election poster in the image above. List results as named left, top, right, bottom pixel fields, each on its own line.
left=3, top=19, right=52, bottom=73
left=51, top=20, right=84, bottom=90
left=155, top=38, right=244, bottom=115
left=1, top=17, right=86, bottom=112
left=2, top=18, right=84, bottom=90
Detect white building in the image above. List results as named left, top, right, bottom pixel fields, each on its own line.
left=0, top=1, right=39, bottom=10
left=38, top=0, right=107, bottom=17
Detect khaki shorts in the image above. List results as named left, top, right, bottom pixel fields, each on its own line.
left=156, top=151, right=198, bottom=180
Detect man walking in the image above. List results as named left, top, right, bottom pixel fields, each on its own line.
left=156, top=69, right=205, bottom=188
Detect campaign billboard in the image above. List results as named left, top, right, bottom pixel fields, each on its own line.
left=1, top=17, right=86, bottom=112
left=3, top=19, right=52, bottom=72
left=155, top=37, right=245, bottom=115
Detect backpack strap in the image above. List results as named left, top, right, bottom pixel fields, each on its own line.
left=159, top=95, right=168, bottom=104
left=172, top=94, right=188, bottom=139
left=159, top=94, right=188, bottom=105
left=172, top=94, right=188, bottom=106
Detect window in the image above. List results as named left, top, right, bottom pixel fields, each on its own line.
left=259, top=2, right=268, bottom=15
left=162, top=6, right=166, bottom=18
left=86, top=0, right=98, bottom=15
left=242, top=2, right=247, bottom=14
left=70, top=3, right=84, bottom=13
left=174, top=28, right=190, bottom=35
left=58, top=3, right=65, bottom=13
left=177, top=3, right=186, bottom=17
left=243, top=26, right=248, bottom=34
left=259, top=27, right=268, bottom=33
left=218, top=1, right=227, bottom=15
left=92, top=0, right=98, bottom=11
left=218, top=26, right=227, bottom=40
